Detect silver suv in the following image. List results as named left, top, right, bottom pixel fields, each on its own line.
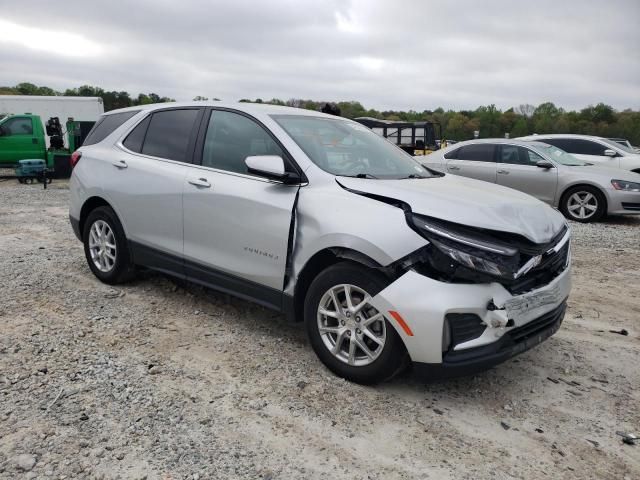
left=69, top=103, right=571, bottom=384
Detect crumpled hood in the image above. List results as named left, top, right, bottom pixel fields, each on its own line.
left=337, top=174, right=566, bottom=244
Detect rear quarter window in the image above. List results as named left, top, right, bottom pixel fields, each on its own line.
left=444, top=147, right=460, bottom=159
left=83, top=111, right=139, bottom=146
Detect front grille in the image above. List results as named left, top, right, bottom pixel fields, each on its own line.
left=507, top=241, right=569, bottom=295
left=446, top=313, right=486, bottom=347
left=622, top=202, right=640, bottom=211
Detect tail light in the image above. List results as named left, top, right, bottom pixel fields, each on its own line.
left=70, top=151, right=82, bottom=168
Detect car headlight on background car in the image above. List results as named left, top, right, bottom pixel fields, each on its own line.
left=410, top=214, right=521, bottom=279
left=611, top=179, right=640, bottom=192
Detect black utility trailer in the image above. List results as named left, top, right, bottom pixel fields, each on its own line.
left=354, top=117, right=442, bottom=156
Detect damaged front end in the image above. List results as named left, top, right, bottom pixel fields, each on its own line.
left=371, top=212, right=572, bottom=367
left=394, top=213, right=571, bottom=297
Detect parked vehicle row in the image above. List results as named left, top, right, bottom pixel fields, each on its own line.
left=69, top=103, right=572, bottom=383
left=424, top=139, right=640, bottom=222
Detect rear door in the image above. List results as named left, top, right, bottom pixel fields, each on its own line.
left=107, top=108, right=203, bottom=268
left=182, top=108, right=300, bottom=309
left=496, top=145, right=557, bottom=204
left=0, top=116, right=43, bottom=163
left=445, top=143, right=497, bottom=183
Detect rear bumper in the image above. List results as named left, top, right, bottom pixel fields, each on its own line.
left=69, top=215, right=82, bottom=241
left=413, top=301, right=566, bottom=378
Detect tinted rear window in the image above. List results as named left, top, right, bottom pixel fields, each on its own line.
left=444, top=147, right=460, bottom=159
left=83, top=111, right=139, bottom=146
left=123, top=115, right=151, bottom=153
left=141, top=109, right=200, bottom=162
left=456, top=144, right=495, bottom=162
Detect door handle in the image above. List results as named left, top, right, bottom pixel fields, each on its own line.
left=188, top=177, right=211, bottom=188
left=112, top=160, right=128, bottom=169
left=497, top=169, right=510, bottom=174
left=32, top=138, right=38, bottom=144
left=448, top=165, right=460, bottom=171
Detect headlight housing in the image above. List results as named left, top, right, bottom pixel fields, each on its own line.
left=410, top=214, right=522, bottom=279
left=611, top=179, right=640, bottom=192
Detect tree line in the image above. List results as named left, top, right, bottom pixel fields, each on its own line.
left=2, top=83, right=638, bottom=145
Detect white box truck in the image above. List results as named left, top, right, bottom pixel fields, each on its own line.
left=0, top=95, right=104, bottom=148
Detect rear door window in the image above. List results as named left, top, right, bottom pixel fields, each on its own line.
left=141, top=109, right=200, bottom=162
left=83, top=111, right=139, bottom=146
left=456, top=144, right=495, bottom=162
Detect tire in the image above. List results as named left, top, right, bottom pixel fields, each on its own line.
left=82, top=206, right=135, bottom=284
left=560, top=185, right=606, bottom=223
left=304, top=262, right=408, bottom=384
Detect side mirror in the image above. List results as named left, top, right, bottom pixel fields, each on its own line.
left=245, top=155, right=301, bottom=184
left=604, top=149, right=617, bottom=157
left=536, top=160, right=554, bottom=169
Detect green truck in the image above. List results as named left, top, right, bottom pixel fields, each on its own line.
left=0, top=114, right=95, bottom=177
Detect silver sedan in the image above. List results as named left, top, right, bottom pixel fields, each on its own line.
left=423, top=139, right=640, bottom=222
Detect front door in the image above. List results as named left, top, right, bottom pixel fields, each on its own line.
left=0, top=116, right=43, bottom=164
left=496, top=145, right=558, bottom=204
left=182, top=109, right=300, bottom=309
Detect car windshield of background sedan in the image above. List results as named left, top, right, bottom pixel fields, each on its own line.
left=531, top=144, right=589, bottom=166
left=273, top=115, right=433, bottom=179
left=600, top=137, right=635, bottom=154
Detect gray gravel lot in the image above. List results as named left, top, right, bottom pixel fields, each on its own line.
left=0, top=179, right=639, bottom=479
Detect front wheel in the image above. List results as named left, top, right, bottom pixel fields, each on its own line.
left=304, top=262, right=407, bottom=384
left=560, top=186, right=606, bottom=223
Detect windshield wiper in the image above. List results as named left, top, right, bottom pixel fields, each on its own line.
left=343, top=173, right=378, bottom=179
left=400, top=174, right=428, bottom=179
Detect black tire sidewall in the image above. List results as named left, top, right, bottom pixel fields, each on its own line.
left=560, top=186, right=606, bottom=223
left=304, top=262, right=407, bottom=384
left=82, top=206, right=132, bottom=284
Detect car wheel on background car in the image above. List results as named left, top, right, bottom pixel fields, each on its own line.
left=82, top=206, right=135, bottom=284
left=560, top=185, right=606, bottom=223
left=304, top=262, right=408, bottom=384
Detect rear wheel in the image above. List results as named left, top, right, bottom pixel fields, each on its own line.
left=560, top=186, right=606, bottom=223
left=83, top=206, right=135, bottom=284
left=304, top=262, right=407, bottom=384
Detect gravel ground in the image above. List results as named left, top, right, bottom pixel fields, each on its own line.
left=0, top=179, right=639, bottom=479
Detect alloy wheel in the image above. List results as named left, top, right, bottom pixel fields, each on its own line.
left=317, top=284, right=386, bottom=366
left=88, top=219, right=117, bottom=272
left=567, top=191, right=598, bottom=220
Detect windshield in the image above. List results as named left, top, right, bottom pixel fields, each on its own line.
left=601, top=138, right=635, bottom=154
left=272, top=115, right=432, bottom=179
left=530, top=144, right=588, bottom=166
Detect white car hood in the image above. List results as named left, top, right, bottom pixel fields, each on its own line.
left=337, top=174, right=566, bottom=244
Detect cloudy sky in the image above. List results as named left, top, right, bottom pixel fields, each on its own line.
left=1, top=0, right=638, bottom=111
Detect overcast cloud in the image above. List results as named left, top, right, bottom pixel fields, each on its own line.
left=1, top=0, right=638, bottom=111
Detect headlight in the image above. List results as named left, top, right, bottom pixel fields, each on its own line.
left=611, top=179, right=640, bottom=192
left=410, top=214, right=520, bottom=278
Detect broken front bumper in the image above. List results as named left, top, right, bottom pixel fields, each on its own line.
left=370, top=264, right=571, bottom=372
